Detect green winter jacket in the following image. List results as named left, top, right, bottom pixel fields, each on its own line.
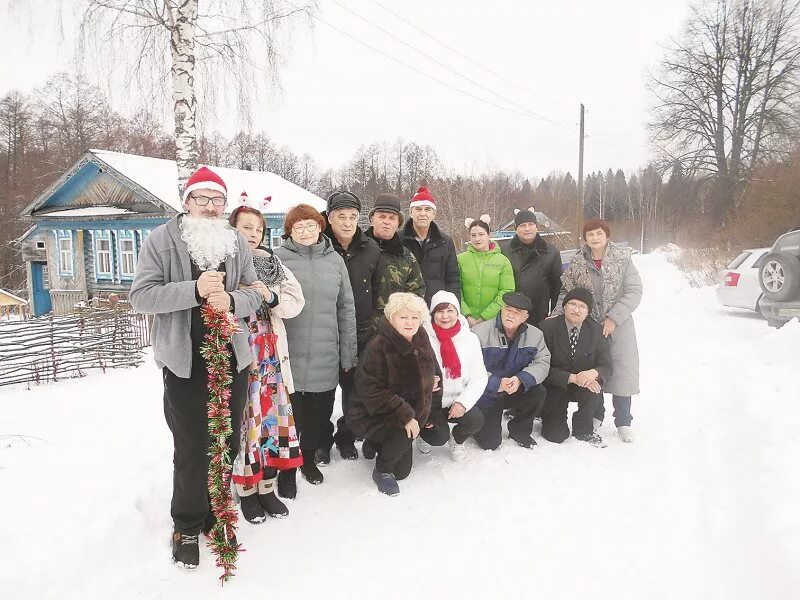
left=457, top=243, right=515, bottom=321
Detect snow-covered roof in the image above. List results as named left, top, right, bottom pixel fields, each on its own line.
left=0, top=289, right=28, bottom=305
left=91, top=149, right=325, bottom=214
left=40, top=206, right=134, bottom=217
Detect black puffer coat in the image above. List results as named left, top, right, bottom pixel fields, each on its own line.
left=501, top=234, right=563, bottom=324
left=402, top=220, right=461, bottom=305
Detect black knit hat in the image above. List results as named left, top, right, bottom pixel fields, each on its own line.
left=327, top=190, right=361, bottom=214
left=562, top=287, right=595, bottom=313
left=502, top=292, right=532, bottom=312
left=514, top=209, right=538, bottom=228
left=369, top=193, right=404, bottom=225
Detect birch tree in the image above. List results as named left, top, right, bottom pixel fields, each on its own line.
left=78, top=0, right=315, bottom=184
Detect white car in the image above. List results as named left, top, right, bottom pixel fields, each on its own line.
left=716, top=248, right=770, bottom=311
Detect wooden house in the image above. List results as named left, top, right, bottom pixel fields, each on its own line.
left=20, top=149, right=324, bottom=317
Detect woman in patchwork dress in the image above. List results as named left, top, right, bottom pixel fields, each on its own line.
left=230, top=206, right=305, bottom=523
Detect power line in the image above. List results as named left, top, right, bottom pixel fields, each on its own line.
left=367, top=0, right=571, bottom=109
left=327, top=0, right=572, bottom=129
left=286, top=1, right=574, bottom=127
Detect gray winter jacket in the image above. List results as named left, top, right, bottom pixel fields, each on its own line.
left=129, top=215, right=263, bottom=378
left=274, top=235, right=358, bottom=392
left=554, top=241, right=642, bottom=395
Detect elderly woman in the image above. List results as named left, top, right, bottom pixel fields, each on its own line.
left=347, top=292, right=441, bottom=496
left=419, top=290, right=487, bottom=461
left=228, top=206, right=305, bottom=523
left=553, top=218, right=642, bottom=443
left=457, top=216, right=515, bottom=327
left=274, top=204, right=357, bottom=490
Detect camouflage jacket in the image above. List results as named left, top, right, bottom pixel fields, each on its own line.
left=365, top=227, right=426, bottom=332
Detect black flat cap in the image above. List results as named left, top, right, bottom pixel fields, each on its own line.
left=503, top=292, right=532, bottom=312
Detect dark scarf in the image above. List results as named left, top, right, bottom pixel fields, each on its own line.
left=431, top=320, right=462, bottom=379
left=253, top=248, right=286, bottom=286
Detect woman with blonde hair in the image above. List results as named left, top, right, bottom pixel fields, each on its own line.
left=347, top=292, right=441, bottom=496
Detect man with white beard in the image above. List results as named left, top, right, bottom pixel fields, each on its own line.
left=130, top=166, right=263, bottom=569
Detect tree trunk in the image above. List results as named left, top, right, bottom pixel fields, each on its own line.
left=168, top=1, right=199, bottom=188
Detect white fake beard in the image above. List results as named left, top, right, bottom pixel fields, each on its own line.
left=180, top=214, right=238, bottom=271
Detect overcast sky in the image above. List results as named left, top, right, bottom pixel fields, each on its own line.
left=1, top=0, right=694, bottom=179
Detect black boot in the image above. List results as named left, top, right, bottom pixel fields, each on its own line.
left=240, top=493, right=267, bottom=524
left=172, top=531, right=199, bottom=568
left=361, top=439, right=377, bottom=460
left=300, top=462, right=324, bottom=485
left=277, top=468, right=297, bottom=500
left=314, top=448, right=331, bottom=466
left=337, top=443, right=359, bottom=460
left=258, top=491, right=289, bottom=518
left=509, top=432, right=537, bottom=449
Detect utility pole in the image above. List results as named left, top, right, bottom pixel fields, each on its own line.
left=577, top=103, right=585, bottom=246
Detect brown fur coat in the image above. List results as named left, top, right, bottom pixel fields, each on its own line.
left=347, top=317, right=440, bottom=439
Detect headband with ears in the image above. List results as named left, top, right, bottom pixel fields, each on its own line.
left=465, top=214, right=492, bottom=228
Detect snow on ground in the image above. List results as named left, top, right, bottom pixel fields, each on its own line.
left=1, top=254, right=798, bottom=599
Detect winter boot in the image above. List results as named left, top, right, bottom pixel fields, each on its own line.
left=257, top=478, right=289, bottom=518
left=172, top=531, right=199, bottom=569
left=449, top=437, right=467, bottom=462
left=240, top=493, right=267, bottom=524
left=574, top=432, right=607, bottom=448
left=300, top=462, right=324, bottom=485
left=509, top=432, right=537, bottom=449
left=337, top=443, right=359, bottom=460
left=617, top=426, right=634, bottom=443
left=258, top=492, right=289, bottom=518
left=416, top=437, right=432, bottom=454
left=314, top=448, right=331, bottom=466
left=277, top=468, right=297, bottom=500
left=592, top=418, right=602, bottom=431
left=361, top=439, right=377, bottom=460
left=372, top=469, right=400, bottom=496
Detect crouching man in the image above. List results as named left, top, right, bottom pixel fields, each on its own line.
left=538, top=287, right=611, bottom=447
left=472, top=292, right=550, bottom=450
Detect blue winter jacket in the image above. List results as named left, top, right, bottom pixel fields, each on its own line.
left=471, top=315, right=551, bottom=408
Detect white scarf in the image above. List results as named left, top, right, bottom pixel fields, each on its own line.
left=180, top=215, right=238, bottom=271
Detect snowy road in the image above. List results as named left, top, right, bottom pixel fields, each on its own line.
left=1, top=254, right=798, bottom=599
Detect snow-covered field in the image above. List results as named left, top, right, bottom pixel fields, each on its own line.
left=1, top=254, right=798, bottom=599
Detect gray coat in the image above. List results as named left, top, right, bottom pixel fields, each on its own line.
left=129, top=215, right=263, bottom=378
left=274, top=235, right=357, bottom=392
left=554, top=241, right=642, bottom=396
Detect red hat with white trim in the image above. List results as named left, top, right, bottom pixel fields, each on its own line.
left=410, top=186, right=436, bottom=210
left=183, top=166, right=227, bottom=203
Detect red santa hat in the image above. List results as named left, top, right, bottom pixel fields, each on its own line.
left=409, top=186, right=436, bottom=210
left=182, top=166, right=227, bottom=203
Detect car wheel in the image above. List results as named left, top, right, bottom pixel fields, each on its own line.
left=758, top=251, right=800, bottom=301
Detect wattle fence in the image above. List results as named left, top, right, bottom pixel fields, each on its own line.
left=0, top=307, right=152, bottom=387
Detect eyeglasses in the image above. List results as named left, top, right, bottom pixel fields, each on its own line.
left=190, top=194, right=227, bottom=207
left=292, top=222, right=319, bottom=234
